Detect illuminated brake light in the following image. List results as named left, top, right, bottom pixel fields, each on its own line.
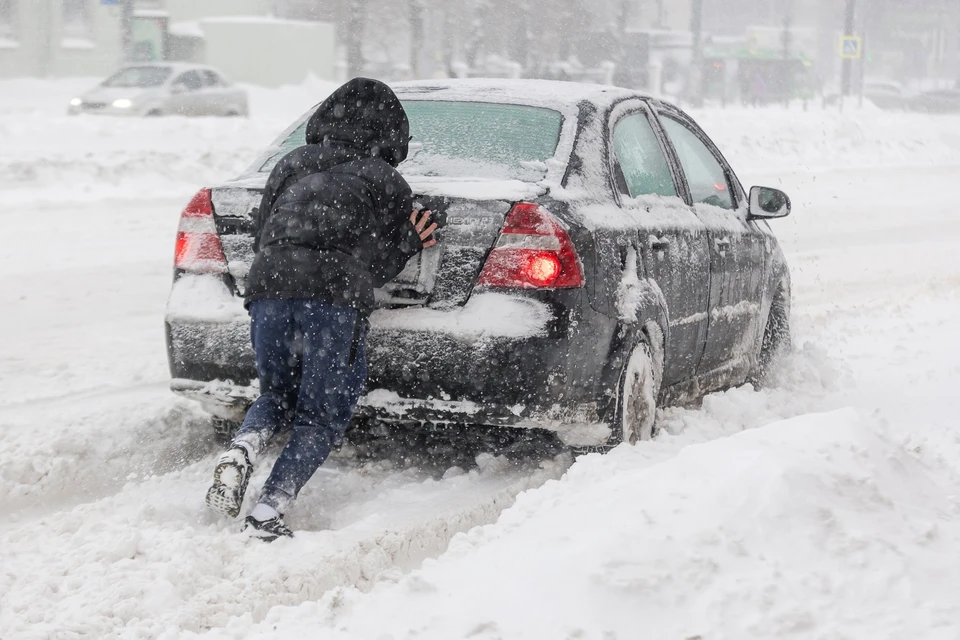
left=477, top=203, right=584, bottom=289
left=174, top=189, right=228, bottom=274
left=525, top=252, right=562, bottom=286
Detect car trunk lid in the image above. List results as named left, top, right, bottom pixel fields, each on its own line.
left=210, top=178, right=546, bottom=309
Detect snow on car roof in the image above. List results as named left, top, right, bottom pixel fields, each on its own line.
left=115, top=62, right=219, bottom=74
left=392, top=78, right=648, bottom=110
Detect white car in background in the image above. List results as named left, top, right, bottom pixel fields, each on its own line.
left=68, top=63, right=249, bottom=117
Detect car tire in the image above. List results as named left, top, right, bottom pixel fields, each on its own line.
left=751, top=285, right=791, bottom=387
left=212, top=416, right=241, bottom=445
left=146, top=109, right=163, bottom=117
left=616, top=337, right=662, bottom=445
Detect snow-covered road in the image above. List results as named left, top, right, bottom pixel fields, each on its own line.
left=1, top=79, right=959, bottom=638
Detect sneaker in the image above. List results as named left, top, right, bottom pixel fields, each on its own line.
left=243, top=515, right=294, bottom=541
left=205, top=446, right=253, bottom=519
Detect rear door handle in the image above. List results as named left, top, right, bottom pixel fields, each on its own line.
left=714, top=237, right=731, bottom=254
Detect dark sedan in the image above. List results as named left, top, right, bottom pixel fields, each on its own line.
left=165, top=79, right=792, bottom=448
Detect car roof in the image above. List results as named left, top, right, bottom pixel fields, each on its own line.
left=392, top=78, right=649, bottom=111
left=115, top=62, right=219, bottom=74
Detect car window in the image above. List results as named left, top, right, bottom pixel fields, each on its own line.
left=660, top=116, right=734, bottom=210
left=102, top=66, right=171, bottom=88
left=201, top=71, right=222, bottom=87
left=612, top=113, right=677, bottom=198
left=174, top=71, right=203, bottom=92
left=259, top=101, right=564, bottom=182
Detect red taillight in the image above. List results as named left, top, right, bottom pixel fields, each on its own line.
left=174, top=189, right=228, bottom=274
left=477, top=203, right=584, bottom=289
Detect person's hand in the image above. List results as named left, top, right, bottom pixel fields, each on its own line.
left=411, top=209, right=438, bottom=249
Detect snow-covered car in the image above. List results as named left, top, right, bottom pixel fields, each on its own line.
left=165, top=79, right=792, bottom=448
left=67, top=63, right=249, bottom=117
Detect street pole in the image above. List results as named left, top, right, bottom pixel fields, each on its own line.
left=39, top=0, right=53, bottom=76
left=840, top=0, right=856, bottom=97
left=858, top=32, right=866, bottom=108
left=690, top=0, right=704, bottom=107
left=782, top=0, right=793, bottom=107
left=121, top=0, right=134, bottom=64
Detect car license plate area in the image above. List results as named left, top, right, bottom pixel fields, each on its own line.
left=375, top=244, right=441, bottom=307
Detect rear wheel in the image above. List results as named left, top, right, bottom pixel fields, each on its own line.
left=146, top=109, right=163, bottom=117
left=616, top=339, right=662, bottom=445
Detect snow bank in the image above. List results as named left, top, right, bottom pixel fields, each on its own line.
left=0, top=445, right=569, bottom=639
left=220, top=409, right=960, bottom=639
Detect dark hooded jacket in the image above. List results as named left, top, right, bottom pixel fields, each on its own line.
left=244, top=78, right=422, bottom=315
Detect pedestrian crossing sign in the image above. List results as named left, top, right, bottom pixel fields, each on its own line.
left=840, top=36, right=862, bottom=59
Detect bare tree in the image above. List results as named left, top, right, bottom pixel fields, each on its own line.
left=342, top=0, right=367, bottom=78
left=463, top=0, right=492, bottom=68
left=440, top=0, right=458, bottom=76
left=410, top=0, right=426, bottom=77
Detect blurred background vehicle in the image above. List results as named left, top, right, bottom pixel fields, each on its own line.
left=907, top=88, right=960, bottom=113
left=823, top=79, right=908, bottom=110
left=67, top=63, right=248, bottom=117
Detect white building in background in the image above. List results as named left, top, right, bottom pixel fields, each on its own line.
left=0, top=0, right=336, bottom=86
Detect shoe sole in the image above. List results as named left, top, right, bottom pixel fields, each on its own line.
left=242, top=516, right=293, bottom=542
left=205, top=458, right=250, bottom=519
left=248, top=532, right=280, bottom=543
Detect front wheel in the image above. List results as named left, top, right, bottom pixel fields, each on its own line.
left=751, top=286, right=792, bottom=387
left=616, top=340, right=662, bottom=444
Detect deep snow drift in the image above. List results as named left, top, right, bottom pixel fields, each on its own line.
left=230, top=408, right=960, bottom=640
left=1, top=78, right=959, bottom=639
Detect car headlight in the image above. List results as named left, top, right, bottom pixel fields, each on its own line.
left=70, top=98, right=82, bottom=107
left=112, top=99, right=133, bottom=109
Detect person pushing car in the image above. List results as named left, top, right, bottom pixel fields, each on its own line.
left=204, top=78, right=436, bottom=540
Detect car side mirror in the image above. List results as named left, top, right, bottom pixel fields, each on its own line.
left=748, top=186, right=791, bottom=219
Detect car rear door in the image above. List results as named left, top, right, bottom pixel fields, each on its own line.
left=169, top=71, right=204, bottom=115
left=197, top=70, right=222, bottom=115
left=609, top=102, right=711, bottom=387
left=656, top=109, right=766, bottom=380
left=200, top=70, right=238, bottom=115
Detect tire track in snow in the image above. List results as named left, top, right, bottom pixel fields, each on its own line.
left=0, top=440, right=570, bottom=638
left=0, top=387, right=213, bottom=522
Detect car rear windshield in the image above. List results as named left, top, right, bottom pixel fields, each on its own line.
left=260, top=101, right=563, bottom=182
left=102, top=67, right=172, bottom=88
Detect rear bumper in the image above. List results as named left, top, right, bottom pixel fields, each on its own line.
left=166, top=281, right=616, bottom=446
left=68, top=105, right=147, bottom=116
left=170, top=377, right=610, bottom=446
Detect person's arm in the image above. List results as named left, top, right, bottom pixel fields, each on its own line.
left=252, top=149, right=306, bottom=253
left=369, top=178, right=437, bottom=287
left=252, top=166, right=286, bottom=254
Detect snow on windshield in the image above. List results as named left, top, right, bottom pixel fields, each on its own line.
left=102, top=67, right=172, bottom=88
left=259, top=101, right=563, bottom=182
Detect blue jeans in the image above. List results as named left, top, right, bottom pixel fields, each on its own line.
left=233, top=299, right=367, bottom=514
